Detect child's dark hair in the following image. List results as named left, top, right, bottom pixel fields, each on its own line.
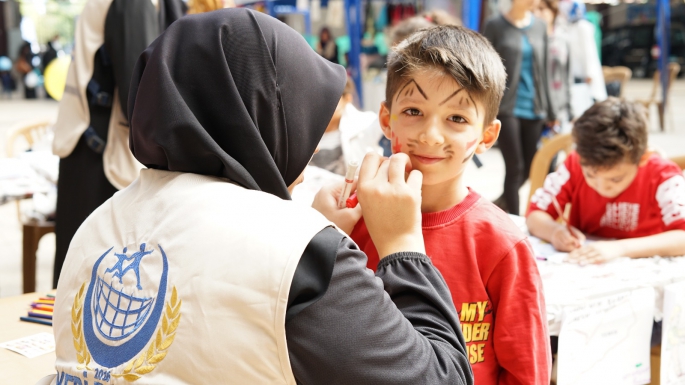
left=386, top=25, right=507, bottom=125
left=572, top=97, right=648, bottom=168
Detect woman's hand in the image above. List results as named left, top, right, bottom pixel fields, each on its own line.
left=312, top=181, right=363, bottom=235
left=357, top=152, right=424, bottom=259
left=568, top=241, right=624, bottom=265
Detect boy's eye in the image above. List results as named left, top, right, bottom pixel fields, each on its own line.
left=403, top=108, right=422, bottom=116
left=610, top=177, right=624, bottom=183
left=448, top=115, right=467, bottom=124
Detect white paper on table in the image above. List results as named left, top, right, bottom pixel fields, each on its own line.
left=528, top=235, right=568, bottom=263
left=661, top=281, right=685, bottom=384
left=0, top=332, right=55, bottom=358
left=557, top=287, right=655, bottom=385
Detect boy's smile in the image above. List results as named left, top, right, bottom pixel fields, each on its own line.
left=379, top=69, right=500, bottom=212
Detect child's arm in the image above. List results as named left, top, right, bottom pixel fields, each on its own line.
left=569, top=230, right=685, bottom=264
left=527, top=210, right=585, bottom=251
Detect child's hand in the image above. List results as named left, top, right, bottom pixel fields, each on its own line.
left=551, top=225, right=585, bottom=252
left=312, top=181, right=363, bottom=235
left=568, top=241, right=624, bottom=265
left=357, top=152, right=424, bottom=259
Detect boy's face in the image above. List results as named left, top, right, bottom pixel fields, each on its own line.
left=580, top=160, right=641, bottom=198
left=379, top=69, right=500, bottom=187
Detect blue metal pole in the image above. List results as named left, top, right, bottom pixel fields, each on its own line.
left=462, top=0, right=482, bottom=31
left=344, top=0, right=363, bottom=106
left=656, top=0, right=670, bottom=109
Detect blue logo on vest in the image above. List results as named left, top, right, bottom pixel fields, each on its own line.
left=69, top=243, right=181, bottom=381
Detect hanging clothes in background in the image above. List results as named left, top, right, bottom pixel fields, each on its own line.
left=326, top=0, right=345, bottom=29
left=375, top=2, right=388, bottom=31
left=311, top=0, right=321, bottom=22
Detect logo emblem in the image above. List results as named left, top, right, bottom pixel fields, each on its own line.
left=71, top=244, right=181, bottom=382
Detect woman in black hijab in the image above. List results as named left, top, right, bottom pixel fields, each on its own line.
left=48, top=9, right=472, bottom=384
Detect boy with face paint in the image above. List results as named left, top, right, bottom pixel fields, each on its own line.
left=347, top=26, right=551, bottom=384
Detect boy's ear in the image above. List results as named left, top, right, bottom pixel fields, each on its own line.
left=476, top=119, right=501, bottom=154
left=378, top=101, right=392, bottom=140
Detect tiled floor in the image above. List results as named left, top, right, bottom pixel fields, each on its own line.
left=0, top=79, right=683, bottom=298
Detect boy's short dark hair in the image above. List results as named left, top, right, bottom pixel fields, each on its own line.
left=385, top=25, right=506, bottom=125
left=572, top=97, right=648, bottom=168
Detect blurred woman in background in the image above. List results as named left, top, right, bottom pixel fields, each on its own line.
left=316, top=27, right=339, bottom=64
left=484, top=0, right=555, bottom=215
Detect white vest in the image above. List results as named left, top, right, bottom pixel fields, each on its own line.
left=47, top=169, right=331, bottom=384
left=52, top=0, right=148, bottom=190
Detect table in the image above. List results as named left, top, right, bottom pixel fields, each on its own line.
left=0, top=292, right=55, bottom=384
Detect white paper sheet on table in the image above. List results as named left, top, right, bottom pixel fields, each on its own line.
left=0, top=332, right=55, bottom=358
left=557, top=287, right=655, bottom=385
left=661, top=281, right=685, bottom=384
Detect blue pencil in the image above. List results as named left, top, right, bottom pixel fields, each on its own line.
left=20, top=316, right=52, bottom=326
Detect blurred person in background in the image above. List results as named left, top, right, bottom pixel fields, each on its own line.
left=0, top=56, right=16, bottom=97
left=484, top=0, right=555, bottom=215
left=563, top=0, right=606, bottom=116
left=15, top=41, right=38, bottom=99
left=536, top=0, right=573, bottom=134
left=317, top=27, right=339, bottom=64
left=310, top=77, right=382, bottom=175
left=52, top=0, right=183, bottom=288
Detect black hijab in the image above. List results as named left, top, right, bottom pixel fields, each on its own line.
left=128, top=9, right=347, bottom=200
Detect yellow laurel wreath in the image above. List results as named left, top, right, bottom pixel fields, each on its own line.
left=112, top=286, right=182, bottom=382
left=71, top=282, right=92, bottom=370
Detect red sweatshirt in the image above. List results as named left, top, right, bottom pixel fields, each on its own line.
left=351, top=190, right=551, bottom=385
left=528, top=152, right=685, bottom=237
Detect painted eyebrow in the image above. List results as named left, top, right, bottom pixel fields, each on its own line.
left=441, top=89, right=480, bottom=117
left=439, top=88, right=464, bottom=105
left=396, top=79, right=428, bottom=102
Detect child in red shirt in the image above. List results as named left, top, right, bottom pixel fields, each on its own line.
left=527, top=98, right=685, bottom=264
left=344, top=26, right=551, bottom=385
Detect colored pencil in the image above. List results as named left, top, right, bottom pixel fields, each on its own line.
left=28, top=310, right=53, bottom=319
left=551, top=196, right=579, bottom=241
left=31, top=304, right=54, bottom=312
left=20, top=316, right=52, bottom=326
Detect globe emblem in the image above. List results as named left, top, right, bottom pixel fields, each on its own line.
left=92, top=244, right=155, bottom=341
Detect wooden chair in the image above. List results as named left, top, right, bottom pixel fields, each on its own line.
left=5, top=120, right=56, bottom=293
left=527, top=133, right=573, bottom=207
left=670, top=155, right=685, bottom=171
left=635, top=63, right=681, bottom=132
left=602, top=66, right=632, bottom=97
left=6, top=120, right=53, bottom=221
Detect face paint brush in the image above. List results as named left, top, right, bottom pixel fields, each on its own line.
left=338, top=160, right=359, bottom=209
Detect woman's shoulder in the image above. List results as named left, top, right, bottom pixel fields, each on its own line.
left=484, top=14, right=506, bottom=28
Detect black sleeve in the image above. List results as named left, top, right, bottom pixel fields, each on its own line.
left=286, top=227, right=472, bottom=385
left=104, top=0, right=160, bottom=120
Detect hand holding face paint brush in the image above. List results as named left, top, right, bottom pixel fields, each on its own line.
left=356, top=152, right=425, bottom=258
